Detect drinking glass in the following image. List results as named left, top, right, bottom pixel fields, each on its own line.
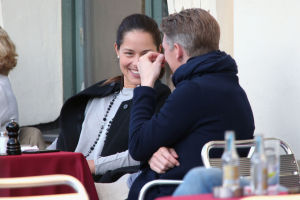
left=264, top=139, right=280, bottom=195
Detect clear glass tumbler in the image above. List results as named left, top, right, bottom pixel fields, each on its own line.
left=264, top=139, right=280, bottom=195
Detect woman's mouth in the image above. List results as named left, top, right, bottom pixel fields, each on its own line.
left=131, top=70, right=140, bottom=74
left=129, top=69, right=140, bottom=78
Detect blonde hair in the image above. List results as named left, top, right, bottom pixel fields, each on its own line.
left=0, top=26, right=18, bottom=74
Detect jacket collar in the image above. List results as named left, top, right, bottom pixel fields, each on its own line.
left=172, top=50, right=238, bottom=86
left=64, top=80, right=121, bottom=106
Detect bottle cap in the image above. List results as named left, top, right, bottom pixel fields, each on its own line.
left=225, top=130, right=236, bottom=140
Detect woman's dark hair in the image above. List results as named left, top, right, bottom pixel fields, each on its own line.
left=116, top=14, right=161, bottom=50
left=103, top=14, right=163, bottom=86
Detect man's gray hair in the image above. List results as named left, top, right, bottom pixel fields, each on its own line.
left=161, top=8, right=220, bottom=57
left=164, top=33, right=196, bottom=56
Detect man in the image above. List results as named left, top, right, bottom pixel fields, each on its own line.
left=127, top=8, right=255, bottom=200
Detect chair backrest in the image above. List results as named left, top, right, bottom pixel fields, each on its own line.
left=201, top=137, right=300, bottom=189
left=138, top=180, right=183, bottom=200
left=0, top=174, right=89, bottom=200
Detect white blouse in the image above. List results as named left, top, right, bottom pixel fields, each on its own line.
left=0, top=74, right=18, bottom=131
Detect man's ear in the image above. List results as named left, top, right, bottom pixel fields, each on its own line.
left=174, top=43, right=184, bottom=62
left=114, top=42, right=119, bottom=58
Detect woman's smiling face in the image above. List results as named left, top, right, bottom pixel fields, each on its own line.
left=115, top=30, right=158, bottom=88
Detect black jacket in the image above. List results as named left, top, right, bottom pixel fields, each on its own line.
left=56, top=80, right=170, bottom=182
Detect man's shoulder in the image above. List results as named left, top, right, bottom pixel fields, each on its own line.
left=169, top=81, right=202, bottom=103
left=177, top=73, right=237, bottom=91
left=175, top=79, right=203, bottom=91
left=172, top=77, right=226, bottom=101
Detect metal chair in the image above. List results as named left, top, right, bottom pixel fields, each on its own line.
left=138, top=179, right=183, bottom=200
left=201, top=137, right=300, bottom=189
left=0, top=174, right=89, bottom=200
left=138, top=138, right=300, bottom=200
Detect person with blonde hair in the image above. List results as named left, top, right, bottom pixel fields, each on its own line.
left=0, top=26, right=18, bottom=129
left=0, top=26, right=46, bottom=149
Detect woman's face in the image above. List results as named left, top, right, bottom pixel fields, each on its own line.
left=115, top=30, right=158, bottom=88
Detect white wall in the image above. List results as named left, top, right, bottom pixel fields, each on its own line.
left=234, top=0, right=300, bottom=159
left=0, top=0, right=63, bottom=126
left=216, top=0, right=233, bottom=56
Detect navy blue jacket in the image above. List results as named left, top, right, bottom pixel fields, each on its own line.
left=128, top=51, right=255, bottom=200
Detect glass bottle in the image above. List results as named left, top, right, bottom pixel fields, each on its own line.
left=251, top=134, right=268, bottom=195
left=221, top=130, right=240, bottom=189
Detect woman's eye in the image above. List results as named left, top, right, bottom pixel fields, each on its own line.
left=141, top=51, right=150, bottom=56
left=125, top=52, right=134, bottom=56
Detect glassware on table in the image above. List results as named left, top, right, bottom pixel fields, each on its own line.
left=264, top=139, right=280, bottom=195
left=213, top=130, right=243, bottom=198
left=221, top=130, right=240, bottom=189
left=0, top=129, right=9, bottom=155
left=251, top=134, right=268, bottom=195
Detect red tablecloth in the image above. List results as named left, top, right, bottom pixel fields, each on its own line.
left=0, top=151, right=98, bottom=200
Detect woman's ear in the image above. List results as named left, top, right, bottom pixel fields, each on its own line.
left=114, top=42, right=120, bottom=58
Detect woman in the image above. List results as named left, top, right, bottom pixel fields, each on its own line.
left=48, top=14, right=170, bottom=183
left=0, top=26, right=18, bottom=130
left=0, top=26, right=46, bottom=149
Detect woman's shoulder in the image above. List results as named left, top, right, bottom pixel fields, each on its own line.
left=154, top=80, right=171, bottom=94
left=72, top=79, right=121, bottom=99
left=82, top=80, right=108, bottom=92
left=0, top=86, right=8, bottom=105
left=61, top=79, right=116, bottom=109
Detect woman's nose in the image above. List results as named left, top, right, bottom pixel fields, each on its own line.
left=132, top=56, right=140, bottom=66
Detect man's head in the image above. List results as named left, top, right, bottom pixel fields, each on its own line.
left=161, top=8, right=220, bottom=72
left=0, top=26, right=17, bottom=75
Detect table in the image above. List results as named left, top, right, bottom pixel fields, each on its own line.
left=156, top=193, right=300, bottom=200
left=0, top=151, right=98, bottom=200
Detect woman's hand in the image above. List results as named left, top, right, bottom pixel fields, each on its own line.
left=87, top=160, right=95, bottom=174
left=138, top=52, right=165, bottom=88
left=149, top=147, right=180, bottom=174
